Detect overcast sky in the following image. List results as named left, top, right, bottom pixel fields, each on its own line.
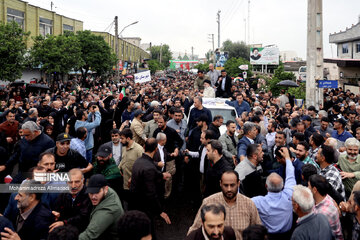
left=27, top=0, right=360, bottom=60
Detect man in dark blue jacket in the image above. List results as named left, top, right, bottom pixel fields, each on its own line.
left=1, top=180, right=54, bottom=240
left=0, top=121, right=55, bottom=183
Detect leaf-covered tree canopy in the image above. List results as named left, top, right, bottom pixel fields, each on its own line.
left=150, top=44, right=172, bottom=67
left=222, top=39, right=250, bottom=60
left=0, top=21, right=29, bottom=82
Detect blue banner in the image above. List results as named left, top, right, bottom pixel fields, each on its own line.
left=318, top=80, right=338, bottom=88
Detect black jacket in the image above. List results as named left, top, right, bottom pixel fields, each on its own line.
left=208, top=123, right=220, bottom=139
left=215, top=75, right=232, bottom=98
left=153, top=126, right=183, bottom=155
left=45, top=147, right=88, bottom=172
left=9, top=202, right=53, bottom=240
left=130, top=153, right=164, bottom=218
left=204, top=156, right=233, bottom=197
left=53, top=186, right=92, bottom=232
left=6, top=133, right=55, bottom=172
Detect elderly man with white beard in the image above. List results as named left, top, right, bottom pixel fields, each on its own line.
left=338, top=138, right=360, bottom=197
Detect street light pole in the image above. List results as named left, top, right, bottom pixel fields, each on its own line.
left=118, top=21, right=139, bottom=74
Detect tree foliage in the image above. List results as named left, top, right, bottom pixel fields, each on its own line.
left=288, top=82, right=306, bottom=99
left=30, top=33, right=83, bottom=77
left=222, top=39, right=250, bottom=60
left=266, top=63, right=296, bottom=97
left=150, top=44, right=172, bottom=67
left=194, top=63, right=210, bottom=72
left=224, top=57, right=252, bottom=78
left=205, top=50, right=213, bottom=63
left=75, top=30, right=116, bottom=80
left=0, top=21, right=29, bottom=82
left=147, top=60, right=164, bottom=74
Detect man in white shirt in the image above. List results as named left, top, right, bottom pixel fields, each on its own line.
left=103, top=129, right=122, bottom=166
left=266, top=121, right=277, bottom=153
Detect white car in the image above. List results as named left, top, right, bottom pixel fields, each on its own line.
left=188, top=98, right=238, bottom=135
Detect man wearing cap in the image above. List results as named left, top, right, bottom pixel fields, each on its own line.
left=331, top=118, right=353, bottom=142
left=202, top=80, right=215, bottom=98
left=0, top=121, right=55, bottom=183
left=194, top=70, right=210, bottom=91
left=130, top=109, right=147, bottom=146
left=79, top=174, right=124, bottom=240
left=215, top=70, right=232, bottom=98
left=45, top=133, right=93, bottom=174
left=93, top=143, right=122, bottom=195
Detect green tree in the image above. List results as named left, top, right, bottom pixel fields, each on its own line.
left=147, top=60, right=164, bottom=74
left=30, top=33, right=83, bottom=79
left=224, top=57, right=252, bottom=78
left=266, top=62, right=296, bottom=97
left=0, top=21, right=29, bottom=82
left=76, top=30, right=116, bottom=80
left=222, top=39, right=250, bottom=60
left=194, top=63, right=210, bottom=72
left=150, top=44, right=172, bottom=67
left=288, top=82, right=306, bottom=99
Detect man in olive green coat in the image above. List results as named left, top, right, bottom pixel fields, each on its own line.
left=79, top=174, right=124, bottom=240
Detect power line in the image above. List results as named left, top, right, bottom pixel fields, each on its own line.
left=222, top=0, right=246, bottom=32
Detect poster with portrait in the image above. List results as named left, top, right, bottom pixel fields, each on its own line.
left=250, top=46, right=279, bottom=65
left=215, top=51, right=229, bottom=70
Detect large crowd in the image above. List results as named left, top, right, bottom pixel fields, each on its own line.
left=0, top=64, right=359, bottom=240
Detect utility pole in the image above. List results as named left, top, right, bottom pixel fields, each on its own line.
left=217, top=10, right=221, bottom=48
left=114, top=16, right=119, bottom=77
left=51, top=1, right=54, bottom=11
left=306, top=0, right=323, bottom=108
left=248, top=0, right=250, bottom=44
left=208, top=34, right=215, bottom=63
left=191, top=46, right=194, bottom=59
left=244, top=18, right=247, bottom=44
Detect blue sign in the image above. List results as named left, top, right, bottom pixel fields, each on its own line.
left=318, top=80, right=338, bottom=88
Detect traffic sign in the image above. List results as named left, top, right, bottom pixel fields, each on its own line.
left=318, top=80, right=338, bottom=88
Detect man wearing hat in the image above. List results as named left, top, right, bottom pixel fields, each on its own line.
left=202, top=80, right=215, bottom=98
left=130, top=109, right=147, bottom=146
left=331, top=118, right=353, bottom=142
left=215, top=70, right=232, bottom=98
left=93, top=143, right=122, bottom=195
left=45, top=133, right=93, bottom=173
left=79, top=174, right=124, bottom=240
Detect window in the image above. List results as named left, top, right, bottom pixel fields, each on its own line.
left=7, top=8, right=24, bottom=29
left=342, top=43, right=349, bottom=54
left=39, top=17, right=53, bottom=37
left=356, top=42, right=360, bottom=53
left=63, top=24, right=74, bottom=32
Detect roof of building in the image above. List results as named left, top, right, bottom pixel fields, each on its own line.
left=329, top=21, right=360, bottom=43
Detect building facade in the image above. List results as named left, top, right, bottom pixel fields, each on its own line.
left=0, top=0, right=83, bottom=47
left=92, top=31, right=150, bottom=64
left=328, top=19, right=360, bottom=87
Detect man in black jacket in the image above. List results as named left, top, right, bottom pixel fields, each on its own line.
left=45, top=133, right=92, bottom=174
left=215, top=70, right=232, bottom=98
left=130, top=138, right=172, bottom=238
left=204, top=140, right=233, bottom=197
left=1, top=180, right=54, bottom=240
left=49, top=168, right=92, bottom=233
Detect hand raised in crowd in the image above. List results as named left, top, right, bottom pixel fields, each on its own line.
left=279, top=147, right=291, bottom=161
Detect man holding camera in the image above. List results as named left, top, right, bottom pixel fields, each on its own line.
left=75, top=105, right=102, bottom=163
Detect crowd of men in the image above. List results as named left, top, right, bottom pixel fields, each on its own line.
left=0, top=67, right=360, bottom=240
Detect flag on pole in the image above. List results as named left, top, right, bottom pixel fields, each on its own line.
left=119, top=87, right=126, bottom=101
